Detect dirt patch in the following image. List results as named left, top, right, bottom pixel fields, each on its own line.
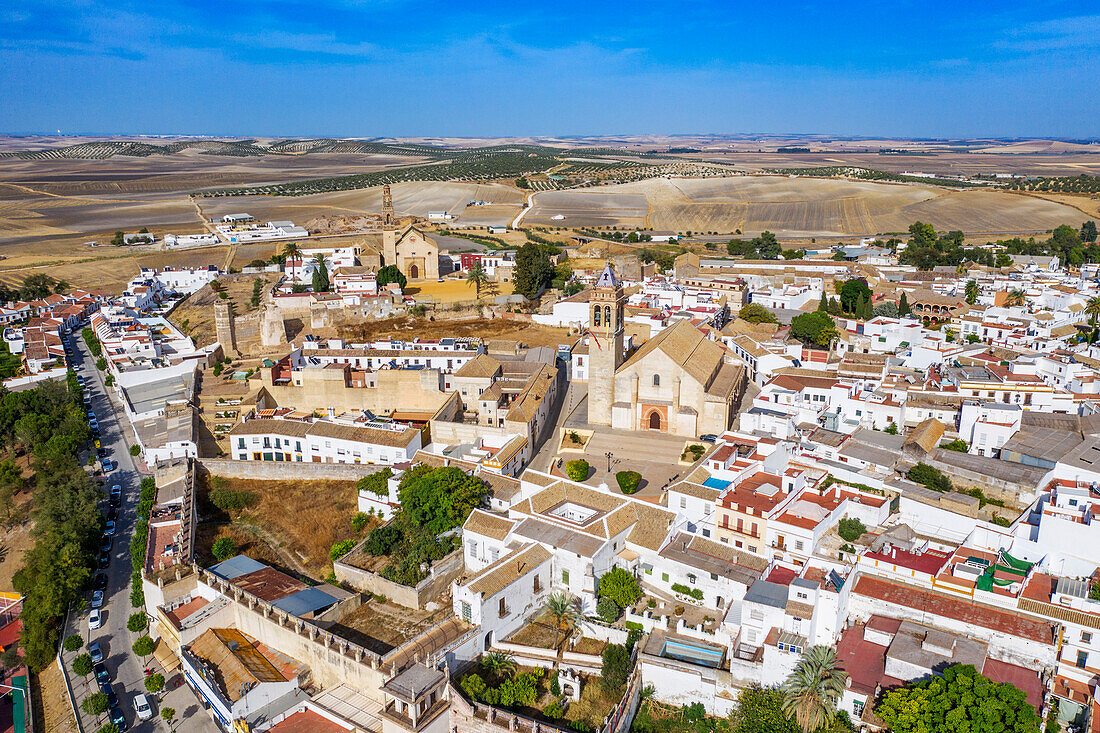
left=34, top=663, right=77, bottom=733
left=194, top=472, right=362, bottom=581
left=340, top=315, right=571, bottom=348
left=326, top=595, right=452, bottom=655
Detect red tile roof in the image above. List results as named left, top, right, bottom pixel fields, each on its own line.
left=853, top=575, right=1057, bottom=644
left=864, top=546, right=952, bottom=575
left=266, top=710, right=349, bottom=733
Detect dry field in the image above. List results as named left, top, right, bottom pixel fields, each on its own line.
left=526, top=175, right=1088, bottom=238
left=195, top=473, right=364, bottom=581
left=404, top=278, right=514, bottom=304
left=340, top=315, right=572, bottom=348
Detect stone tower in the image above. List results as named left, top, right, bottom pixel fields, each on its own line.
left=214, top=302, right=237, bottom=355
left=587, top=263, right=626, bottom=425
left=381, top=184, right=397, bottom=267
left=260, top=301, right=286, bottom=347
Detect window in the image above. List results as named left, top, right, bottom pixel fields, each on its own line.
left=467, top=540, right=477, bottom=556
left=237, top=438, right=245, bottom=449
left=702, top=529, right=710, bottom=538
left=533, top=575, right=542, bottom=593
left=490, top=548, right=500, bottom=562
left=680, top=497, right=687, bottom=509
left=748, top=545, right=757, bottom=553
left=1077, top=650, right=1088, bottom=669
left=653, top=374, right=660, bottom=387
left=499, top=598, right=508, bottom=618
left=662, top=573, right=669, bottom=582
left=1083, top=632, right=1093, bottom=644
left=688, top=574, right=696, bottom=584
left=795, top=541, right=804, bottom=551
left=562, top=570, right=570, bottom=585
left=460, top=601, right=472, bottom=622
left=710, top=572, right=718, bottom=581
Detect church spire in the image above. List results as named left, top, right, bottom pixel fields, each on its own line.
left=382, top=184, right=394, bottom=229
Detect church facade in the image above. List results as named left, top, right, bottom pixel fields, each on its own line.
left=586, top=264, right=746, bottom=437
left=379, top=184, right=440, bottom=280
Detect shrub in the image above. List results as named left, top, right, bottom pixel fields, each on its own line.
left=625, top=620, right=644, bottom=632
left=941, top=439, right=968, bottom=452
left=329, top=539, right=356, bottom=561
left=83, top=692, right=109, bottom=716
left=212, top=362, right=224, bottom=377
left=145, top=673, right=165, bottom=693
left=565, top=460, right=589, bottom=481
left=63, top=634, right=83, bottom=652
left=550, top=675, right=561, bottom=696
left=884, top=422, right=898, bottom=435
left=906, top=463, right=953, bottom=493
left=837, top=517, right=866, bottom=542
left=601, top=643, right=631, bottom=692
left=211, top=536, right=237, bottom=561
left=597, top=597, right=621, bottom=623
left=209, top=487, right=257, bottom=512
left=671, top=583, right=704, bottom=601
left=365, top=524, right=403, bottom=556
left=72, top=653, right=93, bottom=677
left=356, top=468, right=392, bottom=498
left=597, top=567, right=642, bottom=608
left=681, top=444, right=706, bottom=462
left=127, top=612, right=147, bottom=633
left=129, top=444, right=141, bottom=457
left=351, top=512, right=370, bottom=532
left=544, top=702, right=564, bottom=719
left=132, top=635, right=155, bottom=660
left=991, top=515, right=1012, bottom=527
left=615, top=470, right=641, bottom=494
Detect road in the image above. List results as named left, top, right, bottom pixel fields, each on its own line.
left=61, top=336, right=218, bottom=733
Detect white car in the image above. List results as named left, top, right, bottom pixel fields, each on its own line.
left=133, top=693, right=153, bottom=720
left=88, top=608, right=103, bottom=630
left=91, top=590, right=104, bottom=609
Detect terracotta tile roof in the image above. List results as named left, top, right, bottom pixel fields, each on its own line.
left=902, top=418, right=945, bottom=454
left=620, top=319, right=725, bottom=388
left=463, top=510, right=516, bottom=542
left=852, top=575, right=1056, bottom=644
left=467, top=543, right=552, bottom=598
left=453, top=354, right=502, bottom=379
left=266, top=709, right=350, bottom=733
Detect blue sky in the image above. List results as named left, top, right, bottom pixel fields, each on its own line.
left=1, top=1, right=1098, bottom=138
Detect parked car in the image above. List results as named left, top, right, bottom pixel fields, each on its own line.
left=88, top=641, right=103, bottom=664
left=93, top=572, right=108, bottom=590
left=89, top=609, right=103, bottom=630
left=94, top=662, right=109, bottom=685
left=104, top=520, right=116, bottom=536
left=109, top=485, right=122, bottom=506
left=99, top=536, right=112, bottom=553
left=98, top=552, right=110, bottom=569
left=133, top=693, right=152, bottom=721
left=102, top=458, right=115, bottom=472
left=107, top=506, right=118, bottom=522
left=105, top=686, right=118, bottom=709
left=109, top=706, right=128, bottom=731
left=698, top=434, right=718, bottom=443
left=91, top=590, right=104, bottom=609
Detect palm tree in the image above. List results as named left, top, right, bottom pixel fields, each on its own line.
left=1086, top=296, right=1100, bottom=343
left=781, top=645, right=847, bottom=733
left=480, top=651, right=516, bottom=680
left=1004, top=289, right=1027, bottom=308
left=542, top=592, right=582, bottom=659
left=964, top=279, right=979, bottom=305
left=466, top=263, right=489, bottom=298
left=283, top=242, right=302, bottom=282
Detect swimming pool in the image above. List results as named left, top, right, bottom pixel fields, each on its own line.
left=662, top=637, right=725, bottom=668
left=702, top=477, right=731, bottom=490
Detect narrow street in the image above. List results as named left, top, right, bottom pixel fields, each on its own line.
left=59, top=336, right=218, bottom=732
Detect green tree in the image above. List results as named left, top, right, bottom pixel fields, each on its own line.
left=96, top=725, right=120, bottom=733
left=132, top=635, right=155, bottom=664
left=480, top=651, right=517, bottom=680
left=376, top=264, right=407, bottom=290
left=356, top=468, right=392, bottom=498
left=466, top=263, right=489, bottom=297
left=211, top=536, right=237, bottom=561
left=63, top=633, right=83, bottom=652
left=1082, top=221, right=1098, bottom=243
left=329, top=539, right=355, bottom=561
left=20, top=273, right=58, bottom=301
left=72, top=653, right=93, bottom=677
left=397, top=465, right=487, bottom=534
left=876, top=664, right=1039, bottom=733
left=898, top=292, right=910, bottom=316
left=781, top=646, right=847, bottom=733
left=513, top=242, right=554, bottom=299
left=965, top=279, right=979, bottom=305
left=83, top=692, right=109, bottom=716
left=837, top=518, right=866, bottom=542
left=995, top=252, right=1013, bottom=268
left=145, top=673, right=165, bottom=693
left=839, top=279, right=872, bottom=314
left=282, top=242, right=302, bottom=282
left=755, top=231, right=781, bottom=259
left=873, top=301, right=899, bottom=318
left=739, top=303, right=779, bottom=324
left=1086, top=296, right=1100, bottom=342
left=941, top=438, right=968, bottom=452
left=907, top=463, right=953, bottom=493
left=615, top=470, right=641, bottom=494
left=161, top=707, right=176, bottom=730
left=127, top=612, right=148, bottom=633
left=790, top=312, right=838, bottom=348
left=733, top=685, right=799, bottom=733
left=565, top=460, right=589, bottom=481
left=311, top=253, right=329, bottom=292
left=598, top=567, right=642, bottom=608
left=1004, top=289, right=1027, bottom=308
left=597, top=596, right=621, bottom=623
left=601, top=643, right=631, bottom=692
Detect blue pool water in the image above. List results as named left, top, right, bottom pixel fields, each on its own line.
left=702, top=477, right=731, bottom=490
left=662, top=637, right=725, bottom=668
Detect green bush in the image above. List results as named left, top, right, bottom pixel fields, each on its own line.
left=940, top=439, right=968, bottom=452
left=597, top=567, right=642, bottom=608
left=544, top=702, right=564, bottom=719
left=596, top=597, right=621, bottom=623
left=356, top=469, right=392, bottom=498
left=211, top=536, right=237, bottom=561
left=209, top=487, right=257, bottom=512
left=565, top=460, right=589, bottom=481
left=365, top=524, right=402, bottom=556
left=906, top=463, right=953, bottom=493
left=127, top=612, right=147, bottom=633
left=837, top=517, right=866, bottom=542
left=72, top=653, right=93, bottom=677
left=601, top=643, right=631, bottom=692
left=615, top=470, right=641, bottom=494
left=83, top=692, right=109, bottom=716
left=63, top=634, right=83, bottom=652
left=351, top=512, right=371, bottom=532
left=625, top=620, right=644, bottom=632
left=671, top=583, right=704, bottom=601
left=145, top=673, right=165, bottom=694
left=550, top=675, right=561, bottom=696
left=329, top=540, right=356, bottom=561
left=129, top=444, right=141, bottom=457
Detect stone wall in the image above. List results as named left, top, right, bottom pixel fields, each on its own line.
left=333, top=548, right=464, bottom=610
left=198, top=458, right=389, bottom=482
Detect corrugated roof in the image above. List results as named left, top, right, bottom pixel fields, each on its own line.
left=189, top=628, right=290, bottom=701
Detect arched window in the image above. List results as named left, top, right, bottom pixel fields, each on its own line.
left=653, top=374, right=660, bottom=387
left=593, top=306, right=601, bottom=327
left=604, top=306, right=611, bottom=328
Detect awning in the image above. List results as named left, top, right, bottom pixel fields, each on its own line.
left=616, top=549, right=639, bottom=562
left=152, top=638, right=181, bottom=672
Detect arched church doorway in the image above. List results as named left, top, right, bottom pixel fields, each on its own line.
left=648, top=411, right=662, bottom=430
left=410, top=264, right=420, bottom=279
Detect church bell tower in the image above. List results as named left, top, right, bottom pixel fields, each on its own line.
left=588, top=263, right=625, bottom=425
left=381, top=184, right=397, bottom=267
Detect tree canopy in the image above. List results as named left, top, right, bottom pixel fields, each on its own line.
left=597, top=567, right=642, bottom=609
left=739, top=303, right=779, bottom=324
left=790, top=311, right=838, bottom=348
left=311, top=253, right=329, bottom=292
left=397, top=465, right=487, bottom=535
left=838, top=279, right=872, bottom=315
left=727, top=231, right=781, bottom=259
left=376, top=264, right=407, bottom=289
left=875, top=664, right=1039, bottom=733
left=513, top=242, right=555, bottom=299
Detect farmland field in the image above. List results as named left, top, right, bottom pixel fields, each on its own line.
left=525, top=175, right=1088, bottom=238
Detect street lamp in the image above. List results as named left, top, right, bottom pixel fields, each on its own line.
left=605, top=451, right=613, bottom=472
